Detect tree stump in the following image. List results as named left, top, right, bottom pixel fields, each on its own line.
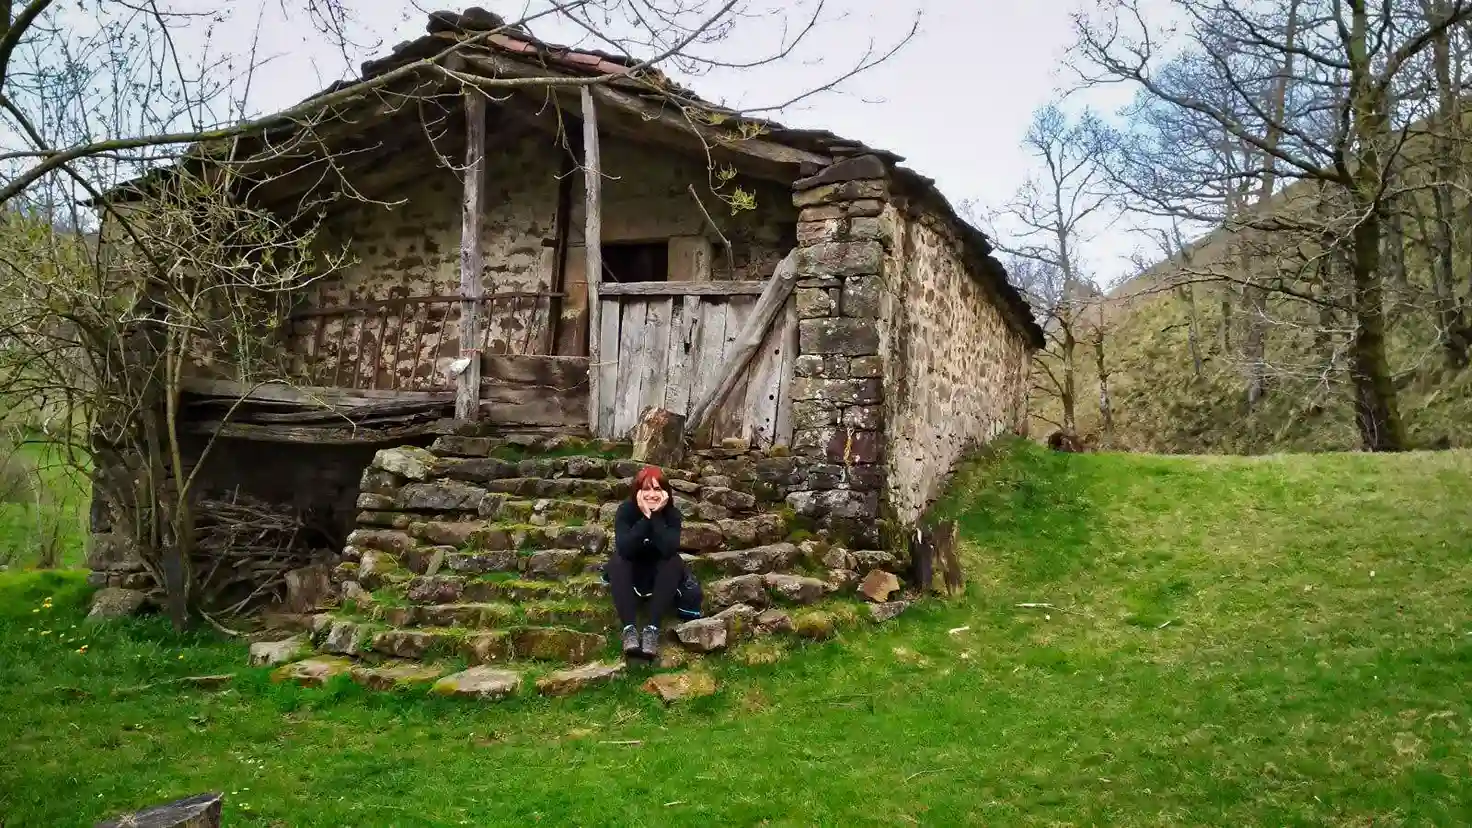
left=630, top=407, right=685, bottom=468
left=96, top=792, right=223, bottom=828
left=283, top=563, right=333, bottom=613
left=910, top=520, right=963, bottom=597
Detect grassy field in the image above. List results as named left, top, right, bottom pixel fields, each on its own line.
left=2, top=441, right=1470, bottom=826
left=0, top=439, right=89, bottom=569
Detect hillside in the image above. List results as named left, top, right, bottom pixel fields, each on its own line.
left=1044, top=280, right=1472, bottom=453
left=4, top=441, right=1470, bottom=825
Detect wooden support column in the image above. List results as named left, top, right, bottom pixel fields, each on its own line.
left=581, top=86, right=604, bottom=434
left=457, top=89, right=487, bottom=421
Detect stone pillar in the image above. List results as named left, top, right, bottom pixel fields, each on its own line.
left=784, top=155, right=890, bottom=546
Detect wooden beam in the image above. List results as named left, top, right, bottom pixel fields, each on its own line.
left=545, top=131, right=578, bottom=353
left=461, top=54, right=831, bottom=181
left=598, top=280, right=766, bottom=297
left=581, top=86, right=604, bottom=435
left=179, top=378, right=452, bottom=407
left=686, top=251, right=799, bottom=437
left=457, top=89, right=487, bottom=421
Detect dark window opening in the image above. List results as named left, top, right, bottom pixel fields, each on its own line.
left=602, top=241, right=668, bottom=283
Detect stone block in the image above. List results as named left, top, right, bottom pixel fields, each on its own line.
left=86, top=587, right=147, bottom=621
left=853, top=550, right=900, bottom=572
left=795, top=287, right=837, bottom=318
left=680, top=522, right=725, bottom=553
left=792, top=179, right=888, bottom=208
left=847, top=216, right=885, bottom=241
left=273, top=656, right=351, bottom=687
left=410, top=521, right=482, bottom=548
left=825, top=568, right=861, bottom=593
left=350, top=662, right=445, bottom=691
left=701, top=486, right=756, bottom=512
left=462, top=631, right=513, bottom=664
left=359, top=467, right=406, bottom=495
left=84, top=532, right=142, bottom=571
left=523, top=549, right=582, bottom=579
left=794, top=354, right=849, bottom=378
left=512, top=627, right=604, bottom=663
left=355, top=492, right=396, bottom=511
left=537, top=661, right=625, bottom=697
left=248, top=635, right=306, bottom=667
left=406, top=575, right=464, bottom=604
left=842, top=405, right=883, bottom=431
left=791, top=377, right=882, bottom=405
left=707, top=573, right=769, bottom=609
left=859, top=569, right=901, bottom=603
left=631, top=406, right=686, bottom=468
left=869, top=600, right=911, bottom=623
left=795, top=241, right=883, bottom=279
left=800, top=199, right=884, bottom=221
left=848, top=356, right=883, bottom=377
left=755, top=608, right=795, bottom=634
left=703, top=543, right=797, bottom=575
left=791, top=400, right=841, bottom=430
left=799, top=318, right=879, bottom=356
left=396, top=481, right=487, bottom=513
left=840, top=275, right=882, bottom=318
left=643, top=669, right=718, bottom=703
left=347, top=529, right=417, bottom=555
left=762, top=573, right=827, bottom=605
left=797, top=218, right=842, bottom=246
left=438, top=457, right=520, bottom=483
left=433, top=666, right=523, bottom=700
left=675, top=617, right=729, bottom=652
left=446, top=550, right=519, bottom=575
left=430, top=435, right=497, bottom=457
left=372, top=446, right=437, bottom=480
left=786, top=489, right=879, bottom=521
left=792, top=155, right=888, bottom=190
left=322, top=620, right=367, bottom=655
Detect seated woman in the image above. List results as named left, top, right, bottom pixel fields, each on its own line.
left=606, top=465, right=702, bottom=659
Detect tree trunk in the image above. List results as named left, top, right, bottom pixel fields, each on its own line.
left=1094, top=322, right=1114, bottom=445
left=1060, top=323, right=1078, bottom=437
left=1346, top=1, right=1405, bottom=451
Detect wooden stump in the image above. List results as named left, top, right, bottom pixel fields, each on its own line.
left=910, top=520, right=963, bottom=597
left=96, top=792, right=223, bottom=828
left=630, top=407, right=685, bottom=468
left=284, top=563, right=333, bottom=613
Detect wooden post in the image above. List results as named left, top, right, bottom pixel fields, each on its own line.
left=544, top=136, right=577, bottom=354
left=686, top=251, right=799, bottom=438
left=581, top=87, right=604, bottom=434
left=457, top=89, right=487, bottom=422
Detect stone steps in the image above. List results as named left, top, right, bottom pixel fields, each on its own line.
left=264, top=439, right=915, bottom=698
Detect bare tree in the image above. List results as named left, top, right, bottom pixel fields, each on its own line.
left=1074, top=0, right=1472, bottom=451
left=989, top=104, right=1112, bottom=440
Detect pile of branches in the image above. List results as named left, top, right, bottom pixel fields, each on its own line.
left=192, top=493, right=329, bottom=616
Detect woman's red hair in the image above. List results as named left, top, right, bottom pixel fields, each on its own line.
left=632, top=465, right=667, bottom=494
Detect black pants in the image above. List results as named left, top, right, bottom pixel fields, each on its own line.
left=606, top=554, right=684, bottom=628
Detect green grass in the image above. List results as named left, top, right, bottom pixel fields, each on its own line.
left=0, top=439, right=88, bottom=569
left=3, top=441, right=1471, bottom=826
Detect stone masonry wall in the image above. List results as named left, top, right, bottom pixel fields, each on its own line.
left=785, top=156, right=892, bottom=547
left=878, top=201, right=1032, bottom=525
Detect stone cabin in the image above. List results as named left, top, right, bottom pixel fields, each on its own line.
left=88, top=9, right=1041, bottom=593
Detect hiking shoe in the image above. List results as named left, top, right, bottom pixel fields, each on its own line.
left=620, top=625, right=640, bottom=657
left=639, top=625, right=660, bottom=659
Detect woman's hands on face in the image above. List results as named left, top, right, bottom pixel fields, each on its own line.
left=636, top=486, right=668, bottom=517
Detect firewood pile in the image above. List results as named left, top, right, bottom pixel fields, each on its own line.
left=193, top=493, right=332, bottom=615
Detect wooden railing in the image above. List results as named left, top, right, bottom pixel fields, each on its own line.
left=283, top=291, right=562, bottom=392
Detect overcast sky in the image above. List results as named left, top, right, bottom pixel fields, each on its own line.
left=187, top=0, right=1147, bottom=281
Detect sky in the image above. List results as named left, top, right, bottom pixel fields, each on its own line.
left=88, top=0, right=1153, bottom=281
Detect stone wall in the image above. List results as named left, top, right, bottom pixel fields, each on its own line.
left=785, top=156, right=892, bottom=546
left=878, top=201, right=1032, bottom=525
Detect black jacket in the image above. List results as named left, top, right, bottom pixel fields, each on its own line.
left=613, top=498, right=682, bottom=563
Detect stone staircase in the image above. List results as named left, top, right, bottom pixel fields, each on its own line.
left=259, top=434, right=910, bottom=699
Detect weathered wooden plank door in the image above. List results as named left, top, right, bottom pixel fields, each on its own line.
left=594, top=290, right=796, bottom=447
